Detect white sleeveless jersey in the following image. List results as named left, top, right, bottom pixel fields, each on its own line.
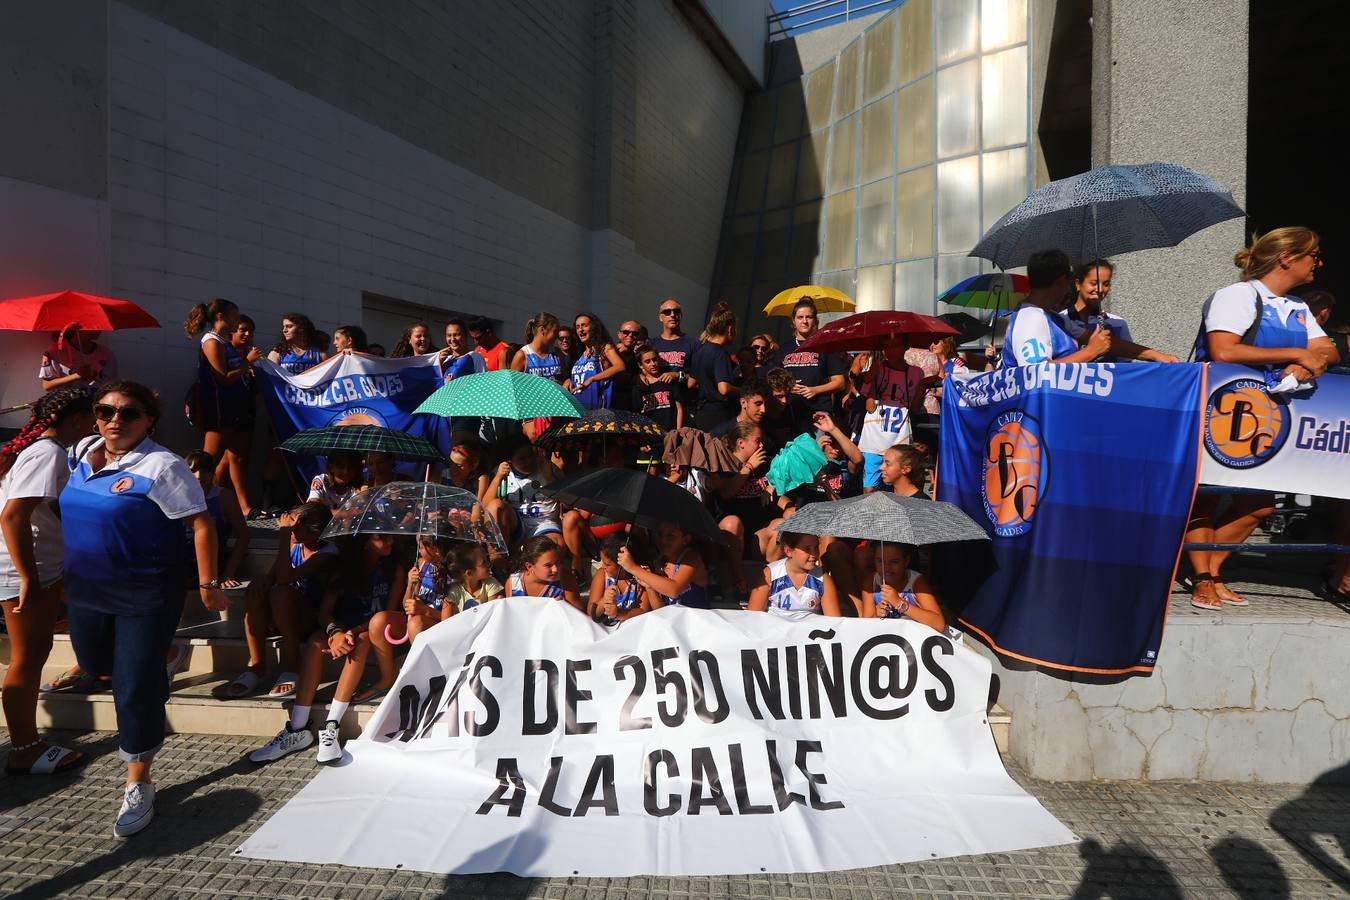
left=764, top=558, right=825, bottom=614
left=504, top=469, right=560, bottom=535
left=858, top=363, right=915, bottom=454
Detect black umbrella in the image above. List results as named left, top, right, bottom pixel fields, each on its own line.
left=937, top=312, right=992, bottom=345
left=540, top=468, right=726, bottom=544
left=534, top=408, right=663, bottom=451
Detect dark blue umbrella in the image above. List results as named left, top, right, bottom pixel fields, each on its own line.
left=969, top=162, right=1245, bottom=270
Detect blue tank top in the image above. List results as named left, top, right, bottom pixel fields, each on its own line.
left=660, top=550, right=709, bottom=609
left=571, top=349, right=613, bottom=409
left=605, top=573, right=641, bottom=611
left=335, top=564, right=392, bottom=625
left=288, top=543, right=328, bottom=600
left=525, top=348, right=562, bottom=381
left=765, top=558, right=825, bottom=613
left=508, top=572, right=563, bottom=599
left=872, top=570, right=921, bottom=619
left=415, top=560, right=445, bottom=612
left=277, top=346, right=323, bottom=375
left=198, top=333, right=249, bottom=398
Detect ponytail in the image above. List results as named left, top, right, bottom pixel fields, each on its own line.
left=184, top=298, right=238, bottom=338
left=524, top=312, right=560, bottom=344
left=700, top=301, right=736, bottom=341
left=0, top=386, right=93, bottom=481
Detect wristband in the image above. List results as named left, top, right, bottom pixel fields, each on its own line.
left=325, top=623, right=342, bottom=638
left=199, top=579, right=220, bottom=589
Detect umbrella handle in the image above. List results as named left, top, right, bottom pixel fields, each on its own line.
left=384, top=616, right=411, bottom=646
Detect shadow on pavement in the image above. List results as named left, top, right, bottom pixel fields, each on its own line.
left=1209, top=836, right=1290, bottom=899
left=438, top=829, right=546, bottom=898
left=7, top=759, right=260, bottom=899
left=1269, top=761, right=1350, bottom=890
left=1069, top=838, right=1184, bottom=899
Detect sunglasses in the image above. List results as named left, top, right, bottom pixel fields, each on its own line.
left=751, top=344, right=769, bottom=352
left=94, top=403, right=146, bottom=423
left=660, top=308, right=682, bottom=316
left=619, top=328, right=640, bottom=336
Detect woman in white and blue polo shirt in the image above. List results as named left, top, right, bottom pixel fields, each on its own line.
left=62, top=381, right=228, bottom=838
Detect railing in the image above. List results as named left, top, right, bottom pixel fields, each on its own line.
left=768, top=0, right=904, bottom=40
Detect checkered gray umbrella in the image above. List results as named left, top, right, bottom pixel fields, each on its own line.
left=777, top=492, right=989, bottom=544
left=281, top=425, right=444, bottom=462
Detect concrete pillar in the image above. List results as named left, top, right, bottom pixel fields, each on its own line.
left=1091, top=0, right=1249, bottom=357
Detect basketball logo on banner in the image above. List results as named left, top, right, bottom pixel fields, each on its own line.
left=1203, top=378, right=1289, bottom=468
left=981, top=409, right=1048, bottom=538
left=330, top=406, right=386, bottom=427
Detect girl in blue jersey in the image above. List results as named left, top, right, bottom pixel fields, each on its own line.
left=748, top=532, right=841, bottom=617
left=618, top=522, right=711, bottom=609
left=249, top=532, right=408, bottom=766
left=568, top=313, right=626, bottom=410
left=398, top=535, right=457, bottom=643
left=1186, top=228, right=1339, bottom=610
left=510, top=312, right=564, bottom=440
left=860, top=543, right=945, bottom=631
left=267, top=312, right=327, bottom=375
left=589, top=535, right=654, bottom=625
left=505, top=536, right=584, bottom=611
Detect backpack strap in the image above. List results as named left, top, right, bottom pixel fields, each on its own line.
left=1190, top=283, right=1265, bottom=362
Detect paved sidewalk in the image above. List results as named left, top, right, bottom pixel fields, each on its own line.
left=0, top=731, right=1345, bottom=898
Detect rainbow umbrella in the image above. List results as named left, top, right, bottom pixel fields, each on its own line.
left=937, top=273, right=1029, bottom=315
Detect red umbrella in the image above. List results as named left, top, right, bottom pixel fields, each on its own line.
left=0, top=290, right=160, bottom=332
left=793, top=311, right=958, bottom=355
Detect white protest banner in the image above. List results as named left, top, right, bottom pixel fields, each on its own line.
left=238, top=599, right=1075, bottom=876
left=1200, top=364, right=1350, bottom=500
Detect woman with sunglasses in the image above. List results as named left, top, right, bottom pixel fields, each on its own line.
left=568, top=313, right=626, bottom=410
left=1185, top=228, right=1339, bottom=611
left=62, top=381, right=228, bottom=837
left=747, top=334, right=776, bottom=379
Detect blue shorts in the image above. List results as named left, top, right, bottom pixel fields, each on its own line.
left=862, top=452, right=884, bottom=489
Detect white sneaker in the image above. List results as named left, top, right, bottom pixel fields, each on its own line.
left=315, top=721, right=342, bottom=765
left=113, top=781, right=156, bottom=838
left=248, top=722, right=313, bottom=764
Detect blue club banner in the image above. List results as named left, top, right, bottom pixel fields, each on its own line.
left=937, top=362, right=1205, bottom=674
left=256, top=353, right=450, bottom=483
left=1199, top=365, right=1350, bottom=500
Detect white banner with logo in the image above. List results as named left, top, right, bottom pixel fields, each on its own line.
left=1200, top=365, right=1350, bottom=500
left=238, top=600, right=1074, bottom=877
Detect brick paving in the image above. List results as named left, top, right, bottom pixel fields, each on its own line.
left=0, top=730, right=1345, bottom=898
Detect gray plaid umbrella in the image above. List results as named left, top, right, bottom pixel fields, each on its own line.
left=776, top=492, right=988, bottom=544
left=970, top=162, right=1244, bottom=270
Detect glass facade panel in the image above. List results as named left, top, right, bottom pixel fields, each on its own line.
left=936, top=0, right=979, bottom=65
left=862, top=11, right=898, bottom=103
left=896, top=78, right=933, bottom=171
left=858, top=178, right=894, bottom=265
left=774, top=89, right=806, bottom=145
left=895, top=258, right=935, bottom=312
left=826, top=113, right=859, bottom=194
left=758, top=209, right=792, bottom=279
left=856, top=264, right=894, bottom=313
left=735, top=150, right=769, bottom=214
left=896, top=167, right=934, bottom=258
left=820, top=190, right=857, bottom=272
left=788, top=201, right=822, bottom=273
left=897, top=0, right=933, bottom=84
left=860, top=97, right=896, bottom=184
left=982, top=0, right=1028, bottom=50
left=938, top=255, right=983, bottom=299
left=936, top=60, right=979, bottom=158
left=765, top=141, right=800, bottom=209
left=798, top=130, right=830, bottom=203
left=982, top=145, right=1027, bottom=232
left=937, top=155, right=980, bottom=253
left=803, top=61, right=836, bottom=131
left=835, top=39, right=860, bottom=119
left=722, top=215, right=758, bottom=284
left=982, top=47, right=1027, bottom=149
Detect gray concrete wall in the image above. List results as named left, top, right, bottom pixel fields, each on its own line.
left=697, top=0, right=771, bottom=86
left=1091, top=0, right=1249, bottom=358
left=979, top=604, right=1350, bottom=783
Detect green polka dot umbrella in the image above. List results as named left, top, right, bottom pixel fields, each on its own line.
left=412, top=370, right=584, bottom=420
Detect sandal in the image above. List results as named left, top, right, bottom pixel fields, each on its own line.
left=5, top=741, right=88, bottom=776
left=1190, top=577, right=1223, bottom=611
left=1213, top=581, right=1249, bottom=607
left=268, top=672, right=299, bottom=700
left=214, top=668, right=264, bottom=700
left=245, top=508, right=275, bottom=522
left=40, top=668, right=101, bottom=694
left=353, top=684, right=391, bottom=704
left=165, top=642, right=190, bottom=680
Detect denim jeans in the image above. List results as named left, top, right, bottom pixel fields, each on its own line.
left=67, top=594, right=184, bottom=762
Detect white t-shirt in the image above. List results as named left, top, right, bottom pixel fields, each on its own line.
left=38, top=341, right=117, bottom=386
left=1201, top=279, right=1328, bottom=340
left=0, top=439, right=72, bottom=591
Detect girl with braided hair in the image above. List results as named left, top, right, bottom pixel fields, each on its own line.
left=0, top=386, right=96, bottom=774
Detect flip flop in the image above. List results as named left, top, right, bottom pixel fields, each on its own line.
left=268, top=672, right=299, bottom=700
left=214, top=669, right=263, bottom=700
left=353, top=685, right=390, bottom=704
left=40, top=669, right=100, bottom=694
left=6, top=744, right=88, bottom=776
